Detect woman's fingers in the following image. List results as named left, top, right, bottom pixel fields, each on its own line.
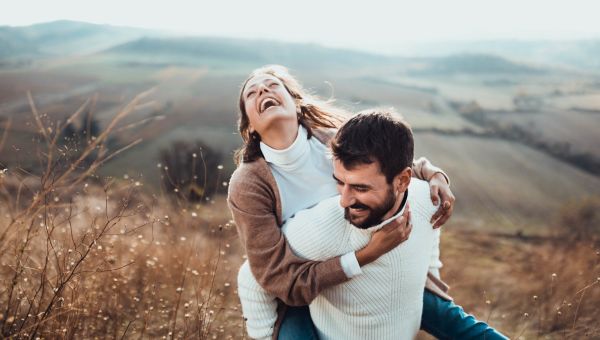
left=430, top=185, right=455, bottom=228
left=430, top=184, right=440, bottom=206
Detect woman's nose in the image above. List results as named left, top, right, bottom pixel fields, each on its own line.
left=257, top=83, right=270, bottom=95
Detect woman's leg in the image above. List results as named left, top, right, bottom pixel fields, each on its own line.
left=421, top=290, right=509, bottom=340
left=278, top=306, right=319, bottom=340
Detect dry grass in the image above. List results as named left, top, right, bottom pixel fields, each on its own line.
left=0, top=93, right=245, bottom=339
left=433, top=225, right=600, bottom=339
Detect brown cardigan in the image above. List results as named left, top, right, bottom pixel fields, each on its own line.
left=227, top=129, right=451, bottom=339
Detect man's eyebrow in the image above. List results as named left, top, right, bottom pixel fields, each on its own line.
left=332, top=174, right=371, bottom=189
left=352, top=183, right=372, bottom=190
left=245, top=84, right=257, bottom=92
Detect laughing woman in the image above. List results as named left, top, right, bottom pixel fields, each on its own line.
left=227, top=65, right=506, bottom=339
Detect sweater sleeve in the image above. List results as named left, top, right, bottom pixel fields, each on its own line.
left=227, top=169, right=350, bottom=306
left=412, top=157, right=450, bottom=185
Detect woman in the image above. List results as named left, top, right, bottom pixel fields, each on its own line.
left=228, top=65, right=502, bottom=339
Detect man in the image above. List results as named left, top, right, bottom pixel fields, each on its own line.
left=238, top=110, right=507, bottom=339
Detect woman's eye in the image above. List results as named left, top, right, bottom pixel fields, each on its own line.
left=268, top=83, right=278, bottom=88
left=246, top=91, right=256, bottom=98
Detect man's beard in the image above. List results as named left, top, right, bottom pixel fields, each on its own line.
left=344, top=187, right=396, bottom=229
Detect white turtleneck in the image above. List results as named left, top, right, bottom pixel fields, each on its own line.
left=260, top=126, right=362, bottom=278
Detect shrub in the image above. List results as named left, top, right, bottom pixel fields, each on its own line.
left=159, top=140, right=227, bottom=203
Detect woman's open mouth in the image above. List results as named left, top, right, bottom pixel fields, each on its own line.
left=259, top=97, right=280, bottom=114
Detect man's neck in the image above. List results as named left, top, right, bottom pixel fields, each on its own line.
left=383, top=190, right=409, bottom=222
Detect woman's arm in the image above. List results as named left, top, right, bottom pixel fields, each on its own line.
left=412, top=157, right=456, bottom=228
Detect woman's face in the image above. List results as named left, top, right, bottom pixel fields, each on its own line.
left=242, top=74, right=298, bottom=137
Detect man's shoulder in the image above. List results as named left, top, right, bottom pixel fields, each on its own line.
left=291, top=195, right=342, bottom=220
left=408, top=179, right=438, bottom=221
left=282, top=195, right=347, bottom=259
left=283, top=196, right=344, bottom=236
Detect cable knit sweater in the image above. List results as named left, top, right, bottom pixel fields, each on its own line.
left=238, top=179, right=441, bottom=340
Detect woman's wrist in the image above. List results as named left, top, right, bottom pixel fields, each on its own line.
left=355, top=247, right=377, bottom=267
left=428, top=171, right=450, bottom=186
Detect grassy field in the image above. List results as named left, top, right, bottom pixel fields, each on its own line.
left=414, top=132, right=600, bottom=232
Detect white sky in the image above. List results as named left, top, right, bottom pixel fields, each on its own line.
left=2, top=0, right=600, bottom=53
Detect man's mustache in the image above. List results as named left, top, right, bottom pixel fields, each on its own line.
left=348, top=203, right=369, bottom=210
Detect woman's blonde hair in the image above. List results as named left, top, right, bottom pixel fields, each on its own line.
left=235, top=65, right=347, bottom=164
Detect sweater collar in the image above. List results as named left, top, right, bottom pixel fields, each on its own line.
left=260, top=126, right=309, bottom=167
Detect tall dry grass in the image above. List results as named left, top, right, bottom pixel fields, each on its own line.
left=0, top=92, right=245, bottom=339
left=439, top=206, right=600, bottom=339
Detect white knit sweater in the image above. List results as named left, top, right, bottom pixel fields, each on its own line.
left=237, top=179, right=441, bottom=340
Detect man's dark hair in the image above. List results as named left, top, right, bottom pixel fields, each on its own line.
left=331, top=110, right=414, bottom=183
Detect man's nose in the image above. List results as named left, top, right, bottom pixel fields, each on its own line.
left=338, top=186, right=355, bottom=208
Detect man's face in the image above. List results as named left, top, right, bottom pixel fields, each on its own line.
left=332, top=159, right=398, bottom=229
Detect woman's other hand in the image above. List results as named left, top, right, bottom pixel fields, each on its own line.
left=355, top=204, right=412, bottom=266
left=428, top=173, right=455, bottom=228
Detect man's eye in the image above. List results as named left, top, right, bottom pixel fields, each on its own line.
left=268, top=83, right=278, bottom=88
left=246, top=91, right=256, bottom=98
left=354, top=187, right=368, bottom=193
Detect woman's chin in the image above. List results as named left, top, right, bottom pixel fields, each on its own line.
left=260, top=112, right=298, bottom=129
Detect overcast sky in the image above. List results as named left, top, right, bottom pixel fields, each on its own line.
left=2, top=0, right=599, bottom=53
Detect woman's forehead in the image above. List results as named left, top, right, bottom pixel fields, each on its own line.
left=244, top=74, right=281, bottom=91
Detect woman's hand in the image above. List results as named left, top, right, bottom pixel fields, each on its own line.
left=355, top=204, right=412, bottom=266
left=428, top=173, right=455, bottom=228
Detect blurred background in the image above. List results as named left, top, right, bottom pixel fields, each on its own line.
left=1, top=1, right=599, bottom=338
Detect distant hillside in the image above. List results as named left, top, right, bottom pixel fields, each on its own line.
left=409, top=53, right=544, bottom=75
left=0, top=20, right=155, bottom=59
left=103, top=36, right=393, bottom=69
left=403, top=40, right=600, bottom=72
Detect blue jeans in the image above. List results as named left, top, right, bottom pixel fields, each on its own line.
left=278, top=306, right=319, bottom=340
left=421, top=290, right=509, bottom=340
left=278, top=291, right=508, bottom=340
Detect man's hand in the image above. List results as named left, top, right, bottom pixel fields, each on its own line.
left=356, top=204, right=412, bottom=266
left=429, top=173, right=455, bottom=228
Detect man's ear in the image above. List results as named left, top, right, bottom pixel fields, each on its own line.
left=393, top=167, right=412, bottom=195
